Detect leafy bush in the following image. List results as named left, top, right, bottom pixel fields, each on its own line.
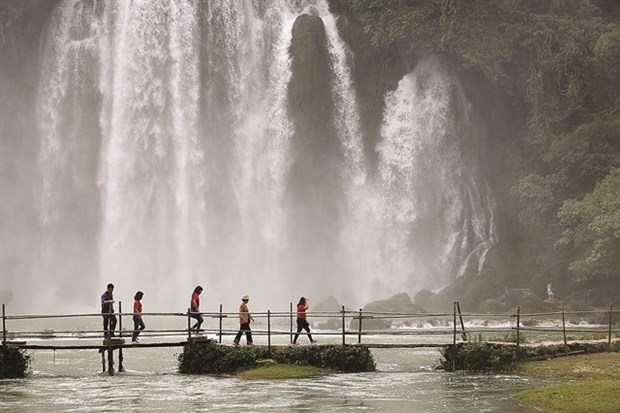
left=178, top=342, right=375, bottom=374
left=274, top=345, right=375, bottom=373
left=440, top=341, right=620, bottom=373
left=0, top=345, right=31, bottom=378
left=440, top=342, right=517, bottom=372
left=178, top=341, right=270, bottom=374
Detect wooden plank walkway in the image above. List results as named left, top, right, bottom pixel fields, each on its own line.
left=7, top=341, right=450, bottom=351
left=11, top=341, right=190, bottom=350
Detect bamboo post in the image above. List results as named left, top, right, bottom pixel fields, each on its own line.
left=187, top=308, right=191, bottom=341
left=609, top=305, right=614, bottom=352
left=341, top=305, right=346, bottom=346
left=456, top=301, right=467, bottom=341
left=267, top=310, right=271, bottom=355
left=452, top=302, right=457, bottom=372
left=562, top=309, right=568, bottom=355
left=289, top=302, right=293, bottom=344
left=357, top=308, right=362, bottom=344
left=516, top=306, right=521, bottom=362
left=107, top=347, right=114, bottom=375
left=2, top=304, right=6, bottom=347
left=219, top=304, right=223, bottom=344
left=107, top=304, right=113, bottom=375
left=118, top=301, right=124, bottom=373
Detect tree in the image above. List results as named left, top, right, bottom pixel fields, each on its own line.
left=557, top=168, right=620, bottom=300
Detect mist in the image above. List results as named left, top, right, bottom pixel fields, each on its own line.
left=0, top=0, right=496, bottom=314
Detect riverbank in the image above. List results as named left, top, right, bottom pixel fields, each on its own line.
left=515, top=352, right=620, bottom=413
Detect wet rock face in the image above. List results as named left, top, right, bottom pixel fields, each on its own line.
left=285, top=13, right=343, bottom=286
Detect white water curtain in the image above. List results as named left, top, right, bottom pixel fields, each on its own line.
left=33, top=0, right=496, bottom=311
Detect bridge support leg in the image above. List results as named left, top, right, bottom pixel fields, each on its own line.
left=107, top=348, right=114, bottom=375
left=118, top=348, right=124, bottom=373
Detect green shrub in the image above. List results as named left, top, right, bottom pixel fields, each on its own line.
left=274, top=345, right=375, bottom=372
left=440, top=341, right=620, bottom=372
left=440, top=342, right=517, bottom=372
left=178, top=341, right=270, bottom=374
left=0, top=345, right=31, bottom=378
left=178, top=342, right=375, bottom=374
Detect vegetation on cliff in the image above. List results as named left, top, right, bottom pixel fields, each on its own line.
left=338, top=0, right=620, bottom=309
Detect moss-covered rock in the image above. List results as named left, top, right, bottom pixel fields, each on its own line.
left=353, top=293, right=427, bottom=330
left=313, top=295, right=343, bottom=330
left=284, top=13, right=344, bottom=291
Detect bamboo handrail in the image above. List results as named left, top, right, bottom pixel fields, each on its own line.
left=513, top=309, right=620, bottom=317
left=4, top=308, right=616, bottom=321
left=2, top=301, right=618, bottom=352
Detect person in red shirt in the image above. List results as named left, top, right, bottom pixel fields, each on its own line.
left=293, top=296, right=316, bottom=344
left=132, top=291, right=145, bottom=343
left=189, top=286, right=204, bottom=333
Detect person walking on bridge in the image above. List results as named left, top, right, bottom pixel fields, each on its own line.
left=293, top=296, right=316, bottom=344
left=132, top=291, right=145, bottom=343
left=233, top=294, right=253, bottom=345
left=189, top=286, right=204, bottom=334
left=101, top=283, right=116, bottom=339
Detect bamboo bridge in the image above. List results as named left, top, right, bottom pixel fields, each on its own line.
left=2, top=302, right=618, bottom=375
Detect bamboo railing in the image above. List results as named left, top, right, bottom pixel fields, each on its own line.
left=2, top=302, right=618, bottom=351
left=2, top=302, right=618, bottom=375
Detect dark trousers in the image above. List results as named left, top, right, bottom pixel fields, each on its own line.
left=190, top=312, right=203, bottom=330
left=293, top=318, right=313, bottom=343
left=132, top=316, right=145, bottom=341
left=234, top=322, right=252, bottom=344
left=102, top=314, right=117, bottom=338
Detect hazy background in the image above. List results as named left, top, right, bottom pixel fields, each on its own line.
left=1, top=0, right=499, bottom=314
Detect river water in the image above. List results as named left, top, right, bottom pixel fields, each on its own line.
left=1, top=339, right=544, bottom=412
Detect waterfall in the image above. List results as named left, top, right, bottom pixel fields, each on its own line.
left=37, top=0, right=102, bottom=301
left=372, top=57, right=497, bottom=294
left=29, top=0, right=496, bottom=312
left=95, top=0, right=203, bottom=303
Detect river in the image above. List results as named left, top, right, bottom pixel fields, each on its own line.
left=1, top=341, right=544, bottom=412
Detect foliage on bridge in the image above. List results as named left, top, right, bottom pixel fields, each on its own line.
left=178, top=341, right=375, bottom=374
left=0, top=345, right=31, bottom=378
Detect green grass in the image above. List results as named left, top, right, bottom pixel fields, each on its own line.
left=517, top=352, right=620, bottom=380
left=515, top=380, right=620, bottom=413
left=515, top=352, right=620, bottom=413
left=237, top=364, right=330, bottom=379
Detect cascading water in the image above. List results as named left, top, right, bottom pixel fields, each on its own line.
left=365, top=57, right=498, bottom=294
left=24, top=0, right=497, bottom=313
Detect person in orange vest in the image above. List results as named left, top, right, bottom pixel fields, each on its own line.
left=233, top=294, right=253, bottom=345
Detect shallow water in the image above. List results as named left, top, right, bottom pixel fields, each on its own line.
left=1, top=344, right=545, bottom=412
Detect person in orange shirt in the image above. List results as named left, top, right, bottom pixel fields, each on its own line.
left=132, top=291, right=145, bottom=343
left=233, top=294, right=253, bottom=345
